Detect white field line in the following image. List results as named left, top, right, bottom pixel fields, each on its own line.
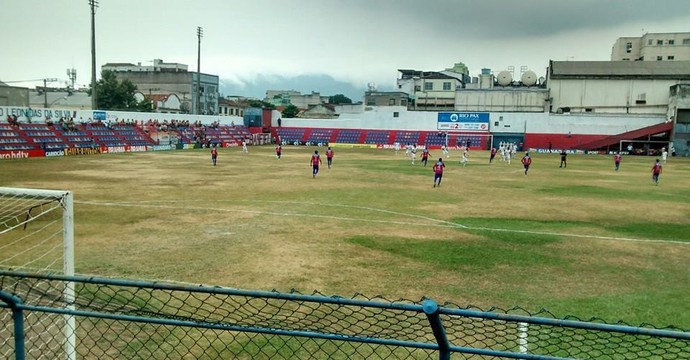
left=75, top=200, right=690, bottom=246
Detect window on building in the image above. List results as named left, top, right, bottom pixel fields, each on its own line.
left=424, top=82, right=433, bottom=91
left=657, top=56, right=663, bottom=61
left=414, top=85, right=421, bottom=91
left=684, top=38, right=690, bottom=45
left=401, top=99, right=407, bottom=106
left=669, top=39, right=675, bottom=45
left=626, top=42, right=632, bottom=53
left=367, top=99, right=375, bottom=106
left=389, top=98, right=396, bottom=105
left=443, top=82, right=451, bottom=90
left=393, top=112, right=399, bottom=118
left=585, top=108, right=593, bottom=112
left=622, top=58, right=630, bottom=61
left=648, top=39, right=653, bottom=45
left=668, top=56, right=675, bottom=60
left=657, top=40, right=663, bottom=45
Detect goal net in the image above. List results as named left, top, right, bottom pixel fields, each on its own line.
left=446, top=132, right=493, bottom=150
left=0, top=187, right=75, bottom=360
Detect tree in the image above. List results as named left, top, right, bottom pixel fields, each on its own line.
left=282, top=104, right=299, bottom=118
left=248, top=100, right=276, bottom=109
left=89, top=70, right=151, bottom=111
left=328, top=94, right=352, bottom=104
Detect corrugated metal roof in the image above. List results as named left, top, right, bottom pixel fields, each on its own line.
left=550, top=60, right=690, bottom=79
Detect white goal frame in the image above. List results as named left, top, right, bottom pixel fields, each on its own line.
left=0, top=187, right=75, bottom=360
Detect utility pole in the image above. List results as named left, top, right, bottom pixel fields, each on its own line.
left=43, top=78, right=57, bottom=108
left=196, top=26, right=203, bottom=115
left=89, top=0, right=99, bottom=110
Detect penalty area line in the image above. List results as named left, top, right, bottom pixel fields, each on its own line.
left=75, top=200, right=459, bottom=229
left=76, top=200, right=690, bottom=246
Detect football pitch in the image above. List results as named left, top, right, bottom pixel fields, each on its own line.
left=2, top=146, right=689, bottom=329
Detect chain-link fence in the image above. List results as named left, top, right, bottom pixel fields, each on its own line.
left=1, top=270, right=688, bottom=359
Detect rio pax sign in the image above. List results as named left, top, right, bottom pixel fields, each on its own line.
left=437, top=112, right=490, bottom=132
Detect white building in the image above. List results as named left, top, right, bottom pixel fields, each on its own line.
left=611, top=32, right=690, bottom=61
left=546, top=60, right=690, bottom=115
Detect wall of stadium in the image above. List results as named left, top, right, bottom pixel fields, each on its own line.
left=0, top=106, right=242, bottom=126
left=548, top=78, right=677, bottom=114
left=278, top=106, right=664, bottom=134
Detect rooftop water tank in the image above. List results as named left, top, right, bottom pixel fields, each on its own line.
left=497, top=71, right=513, bottom=86
left=521, top=70, right=537, bottom=86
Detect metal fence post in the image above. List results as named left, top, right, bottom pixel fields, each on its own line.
left=423, top=299, right=451, bottom=360
left=0, top=290, right=26, bottom=360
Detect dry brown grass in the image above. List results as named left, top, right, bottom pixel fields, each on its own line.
left=2, top=146, right=690, bottom=326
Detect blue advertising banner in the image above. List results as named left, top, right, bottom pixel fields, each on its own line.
left=437, top=112, right=490, bottom=132
left=93, top=111, right=106, bottom=121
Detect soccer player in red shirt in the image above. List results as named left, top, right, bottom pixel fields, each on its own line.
left=210, top=146, right=218, bottom=166
left=651, top=158, right=662, bottom=185
left=613, top=152, right=622, bottom=171
left=521, top=152, right=532, bottom=175
left=421, top=146, right=430, bottom=166
left=432, top=157, right=445, bottom=188
left=489, top=147, right=497, bottom=163
left=310, top=150, right=322, bottom=178
left=276, top=144, right=282, bottom=159
left=326, top=147, right=334, bottom=168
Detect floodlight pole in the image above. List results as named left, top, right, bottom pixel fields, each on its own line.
left=89, top=0, right=99, bottom=110
left=196, top=26, right=203, bottom=115
left=43, top=78, right=58, bottom=108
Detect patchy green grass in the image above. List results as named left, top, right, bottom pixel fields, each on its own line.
left=1, top=146, right=690, bottom=329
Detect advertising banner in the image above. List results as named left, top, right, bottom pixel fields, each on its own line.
left=437, top=112, right=490, bottom=132
left=64, top=147, right=102, bottom=156
left=0, top=149, right=44, bottom=159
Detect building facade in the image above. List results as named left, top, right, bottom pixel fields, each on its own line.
left=102, top=59, right=219, bottom=115
left=265, top=90, right=328, bottom=109
left=364, top=91, right=409, bottom=107
left=611, top=32, right=690, bottom=61
left=396, top=70, right=462, bottom=111
left=0, top=82, right=29, bottom=107
left=218, top=98, right=247, bottom=117
left=546, top=60, right=690, bottom=115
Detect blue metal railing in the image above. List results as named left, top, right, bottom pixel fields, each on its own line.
left=1, top=270, right=688, bottom=359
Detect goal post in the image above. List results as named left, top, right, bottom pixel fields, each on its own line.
left=0, top=187, right=75, bottom=360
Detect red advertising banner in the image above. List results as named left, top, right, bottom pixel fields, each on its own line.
left=0, top=149, right=45, bottom=160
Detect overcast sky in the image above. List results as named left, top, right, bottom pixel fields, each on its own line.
left=2, top=0, right=689, bottom=97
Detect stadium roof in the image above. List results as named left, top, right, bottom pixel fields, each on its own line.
left=549, top=60, right=690, bottom=80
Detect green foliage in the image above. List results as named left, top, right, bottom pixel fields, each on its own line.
left=90, top=70, right=151, bottom=111
left=248, top=100, right=276, bottom=109
left=281, top=104, right=299, bottom=118
left=328, top=94, right=352, bottom=104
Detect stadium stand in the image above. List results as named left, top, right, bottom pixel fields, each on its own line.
left=306, top=129, right=333, bottom=144
left=424, top=132, right=448, bottom=146
left=277, top=128, right=307, bottom=144
left=363, top=130, right=391, bottom=145
left=334, top=129, right=362, bottom=143
left=394, top=131, right=420, bottom=145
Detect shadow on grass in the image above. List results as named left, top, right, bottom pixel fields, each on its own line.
left=345, top=234, right=562, bottom=271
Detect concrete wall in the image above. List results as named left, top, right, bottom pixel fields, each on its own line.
left=548, top=78, right=677, bottom=114
left=456, top=89, right=548, bottom=112
left=0, top=86, right=29, bottom=107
